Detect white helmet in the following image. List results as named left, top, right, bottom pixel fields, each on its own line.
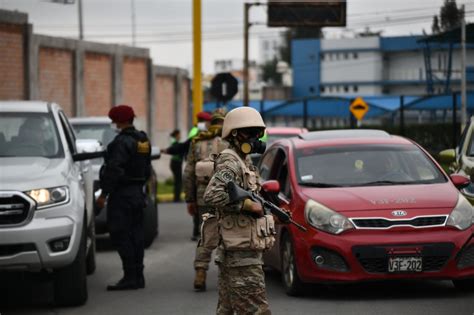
left=222, top=107, right=266, bottom=139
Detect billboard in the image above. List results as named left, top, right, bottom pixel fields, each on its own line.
left=268, top=0, right=347, bottom=27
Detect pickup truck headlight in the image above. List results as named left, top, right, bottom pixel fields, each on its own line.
left=447, top=194, right=474, bottom=230
left=305, top=199, right=354, bottom=235
left=26, top=186, right=69, bottom=209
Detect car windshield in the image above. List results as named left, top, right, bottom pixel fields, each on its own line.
left=295, top=144, right=446, bottom=187
left=0, top=113, right=63, bottom=158
left=71, top=123, right=116, bottom=165
left=72, top=123, right=116, bottom=147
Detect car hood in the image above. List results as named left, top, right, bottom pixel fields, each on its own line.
left=0, top=157, right=70, bottom=191
left=301, top=183, right=459, bottom=211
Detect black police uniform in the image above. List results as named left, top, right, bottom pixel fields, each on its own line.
left=100, top=126, right=151, bottom=289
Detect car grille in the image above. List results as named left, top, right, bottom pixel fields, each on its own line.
left=353, top=243, right=454, bottom=273
left=351, top=216, right=447, bottom=229
left=0, top=244, right=36, bottom=257
left=457, top=245, right=474, bottom=269
left=0, top=193, right=33, bottom=226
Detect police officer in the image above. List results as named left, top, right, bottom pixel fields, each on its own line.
left=96, top=105, right=151, bottom=291
left=184, top=109, right=228, bottom=291
left=203, top=107, right=272, bottom=315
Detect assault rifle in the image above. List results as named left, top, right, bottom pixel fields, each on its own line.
left=227, top=181, right=307, bottom=232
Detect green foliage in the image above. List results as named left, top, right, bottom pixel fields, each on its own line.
left=261, top=57, right=282, bottom=85
left=432, top=0, right=465, bottom=34
left=158, top=178, right=174, bottom=195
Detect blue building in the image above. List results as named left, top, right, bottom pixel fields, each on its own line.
left=292, top=35, right=474, bottom=98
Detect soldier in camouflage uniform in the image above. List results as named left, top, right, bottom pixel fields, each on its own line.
left=203, top=107, right=272, bottom=315
left=184, top=109, right=228, bottom=291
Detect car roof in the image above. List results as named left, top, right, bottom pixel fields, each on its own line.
left=69, top=116, right=111, bottom=124
left=0, top=101, right=52, bottom=113
left=280, top=129, right=414, bottom=149
left=266, top=127, right=308, bottom=135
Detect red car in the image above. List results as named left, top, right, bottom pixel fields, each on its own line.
left=265, top=127, right=309, bottom=145
left=259, top=129, right=474, bottom=295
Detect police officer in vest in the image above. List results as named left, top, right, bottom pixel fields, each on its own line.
left=96, top=105, right=152, bottom=291
left=184, top=109, right=228, bottom=291
left=203, top=107, right=273, bottom=315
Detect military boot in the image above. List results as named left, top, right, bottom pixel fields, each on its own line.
left=137, top=267, right=145, bottom=289
left=193, top=268, right=207, bottom=291
left=107, top=269, right=138, bottom=291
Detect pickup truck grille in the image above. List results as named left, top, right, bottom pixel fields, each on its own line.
left=0, top=193, right=33, bottom=226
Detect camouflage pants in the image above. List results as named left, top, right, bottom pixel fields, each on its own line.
left=194, top=209, right=219, bottom=270
left=216, top=264, right=271, bottom=315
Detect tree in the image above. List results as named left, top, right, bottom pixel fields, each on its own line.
left=261, top=57, right=282, bottom=85
left=432, top=0, right=465, bottom=34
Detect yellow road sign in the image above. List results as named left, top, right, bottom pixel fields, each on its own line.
left=350, top=97, right=369, bottom=121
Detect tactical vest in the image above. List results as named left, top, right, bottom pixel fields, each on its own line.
left=122, top=129, right=151, bottom=183
left=195, top=137, right=227, bottom=184
left=218, top=149, right=276, bottom=251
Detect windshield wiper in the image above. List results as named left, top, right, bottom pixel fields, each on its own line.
left=299, top=182, right=343, bottom=188
left=356, top=180, right=413, bottom=186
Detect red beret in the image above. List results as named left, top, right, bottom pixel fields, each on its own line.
left=196, top=111, right=212, bottom=121
left=108, top=105, right=135, bottom=123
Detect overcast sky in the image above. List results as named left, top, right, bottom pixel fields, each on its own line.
left=1, top=0, right=472, bottom=74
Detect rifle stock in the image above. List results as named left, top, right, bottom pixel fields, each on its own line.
left=227, top=182, right=307, bottom=232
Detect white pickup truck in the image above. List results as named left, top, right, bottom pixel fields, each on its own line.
left=0, top=101, right=102, bottom=306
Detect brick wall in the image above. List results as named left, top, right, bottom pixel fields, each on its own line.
left=38, top=47, right=74, bottom=116
left=84, top=52, right=112, bottom=116
left=0, top=23, right=24, bottom=100
left=122, top=56, right=148, bottom=131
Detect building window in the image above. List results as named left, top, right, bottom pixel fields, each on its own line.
left=329, top=53, right=332, bottom=61
left=320, top=86, right=325, bottom=93
left=335, top=53, right=340, bottom=60
left=353, top=52, right=358, bottom=59
left=344, top=85, right=349, bottom=92
left=320, top=53, right=325, bottom=61
left=344, top=53, right=348, bottom=59
left=353, top=85, right=358, bottom=92
left=336, top=86, right=340, bottom=92
left=329, top=86, right=333, bottom=92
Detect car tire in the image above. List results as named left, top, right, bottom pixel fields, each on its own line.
left=86, top=217, right=96, bottom=275
left=281, top=232, right=305, bottom=296
left=143, top=196, right=158, bottom=248
left=53, top=221, right=88, bottom=306
left=452, top=278, right=474, bottom=292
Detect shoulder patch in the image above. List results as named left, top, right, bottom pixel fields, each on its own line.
left=137, top=140, right=150, bottom=153
left=215, top=170, right=235, bottom=184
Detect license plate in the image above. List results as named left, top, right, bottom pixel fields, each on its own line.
left=388, top=256, right=422, bottom=273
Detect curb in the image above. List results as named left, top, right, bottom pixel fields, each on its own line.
left=157, top=192, right=185, bottom=203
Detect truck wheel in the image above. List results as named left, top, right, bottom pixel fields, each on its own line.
left=86, top=217, right=96, bottom=275
left=281, top=232, right=305, bottom=296
left=54, top=224, right=88, bottom=306
left=144, top=196, right=157, bottom=248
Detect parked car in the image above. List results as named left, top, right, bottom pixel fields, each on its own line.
left=0, top=101, right=102, bottom=306
left=69, top=117, right=160, bottom=247
left=439, top=116, right=474, bottom=204
left=259, top=129, right=474, bottom=296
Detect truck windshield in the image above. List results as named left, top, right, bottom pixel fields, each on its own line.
left=0, top=113, right=63, bottom=158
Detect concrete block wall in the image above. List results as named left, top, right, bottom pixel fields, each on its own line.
left=0, top=9, right=191, bottom=179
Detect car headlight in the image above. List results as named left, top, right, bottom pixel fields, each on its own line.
left=26, top=186, right=69, bottom=209
left=447, top=194, right=474, bottom=230
left=304, top=199, right=354, bottom=235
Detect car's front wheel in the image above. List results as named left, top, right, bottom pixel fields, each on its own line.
left=143, top=196, right=158, bottom=248
left=281, top=232, right=305, bottom=296
left=452, top=278, right=474, bottom=292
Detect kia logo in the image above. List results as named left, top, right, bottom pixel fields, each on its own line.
left=392, top=210, right=407, bottom=217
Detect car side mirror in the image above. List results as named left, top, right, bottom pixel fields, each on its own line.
left=450, top=174, right=470, bottom=189
left=151, top=146, right=161, bottom=160
left=439, top=149, right=456, bottom=164
left=262, top=180, right=280, bottom=194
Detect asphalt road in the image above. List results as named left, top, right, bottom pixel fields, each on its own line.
left=1, top=202, right=474, bottom=315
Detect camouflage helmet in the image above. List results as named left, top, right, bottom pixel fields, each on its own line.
left=211, top=107, right=227, bottom=125
left=222, top=107, right=265, bottom=139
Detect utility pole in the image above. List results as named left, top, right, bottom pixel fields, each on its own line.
left=131, top=0, right=136, bottom=46
left=243, top=2, right=263, bottom=107
left=193, top=0, right=203, bottom=124
left=461, top=4, right=467, bottom=131
left=78, top=0, right=83, bottom=40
